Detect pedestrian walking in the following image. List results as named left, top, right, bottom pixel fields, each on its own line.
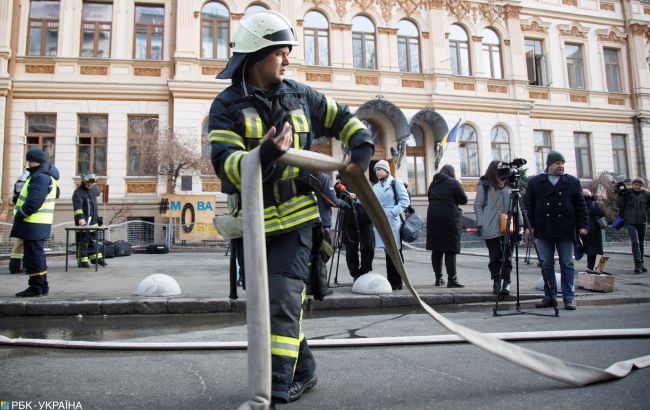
left=372, top=160, right=409, bottom=290
left=426, top=164, right=467, bottom=288
left=11, top=148, right=59, bottom=297
left=616, top=178, right=650, bottom=273
left=209, top=10, right=373, bottom=404
left=581, top=189, right=605, bottom=271
left=524, top=151, right=588, bottom=310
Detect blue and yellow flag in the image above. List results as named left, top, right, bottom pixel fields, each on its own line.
left=440, top=118, right=461, bottom=146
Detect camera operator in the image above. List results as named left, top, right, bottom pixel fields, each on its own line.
left=524, top=151, right=588, bottom=311
left=336, top=179, right=375, bottom=281
left=616, top=178, right=650, bottom=273
left=474, top=161, right=522, bottom=296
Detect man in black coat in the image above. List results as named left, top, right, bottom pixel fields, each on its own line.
left=616, top=178, right=650, bottom=273
left=72, top=172, right=105, bottom=267
left=524, top=151, right=588, bottom=310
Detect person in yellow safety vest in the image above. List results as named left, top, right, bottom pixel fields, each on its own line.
left=209, top=10, right=373, bottom=405
left=8, top=171, right=29, bottom=274
left=72, top=172, right=105, bottom=267
left=11, top=148, right=59, bottom=297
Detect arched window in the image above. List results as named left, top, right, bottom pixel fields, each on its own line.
left=459, top=124, right=479, bottom=177
left=406, top=125, right=426, bottom=195
left=397, top=20, right=420, bottom=73
left=482, top=28, right=502, bottom=79
left=449, top=24, right=470, bottom=76
left=491, top=125, right=510, bottom=162
left=304, top=10, right=329, bottom=66
left=352, top=16, right=376, bottom=69
left=244, top=4, right=268, bottom=17
left=201, top=2, right=229, bottom=59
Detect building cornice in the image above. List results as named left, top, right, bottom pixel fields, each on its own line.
left=11, top=81, right=169, bottom=101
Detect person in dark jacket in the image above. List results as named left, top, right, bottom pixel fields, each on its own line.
left=11, top=148, right=59, bottom=297
left=72, top=172, right=106, bottom=267
left=524, top=151, right=588, bottom=310
left=426, top=164, right=467, bottom=288
left=209, top=10, right=373, bottom=405
left=338, top=185, right=375, bottom=281
left=8, top=171, right=29, bottom=274
left=581, top=189, right=605, bottom=271
left=616, top=178, right=650, bottom=273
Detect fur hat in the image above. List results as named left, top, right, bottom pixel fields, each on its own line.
left=546, top=151, right=565, bottom=166
left=374, top=160, right=390, bottom=174
left=26, top=148, right=48, bottom=164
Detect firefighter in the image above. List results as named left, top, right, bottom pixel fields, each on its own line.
left=8, top=171, right=29, bottom=274
left=72, top=172, right=105, bottom=267
left=209, top=10, right=373, bottom=404
left=11, top=148, right=59, bottom=297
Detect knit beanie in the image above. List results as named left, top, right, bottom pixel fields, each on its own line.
left=546, top=151, right=565, bottom=166
left=374, top=160, right=390, bottom=174
left=26, top=148, right=48, bottom=164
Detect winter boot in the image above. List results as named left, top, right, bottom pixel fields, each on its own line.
left=16, top=276, right=44, bottom=298
left=42, top=274, right=49, bottom=296
left=492, top=279, right=500, bottom=295
left=9, top=258, right=23, bottom=274
left=446, top=274, right=465, bottom=288
left=434, top=272, right=445, bottom=286
left=634, top=262, right=642, bottom=274
left=642, top=260, right=648, bottom=273
left=500, top=280, right=511, bottom=296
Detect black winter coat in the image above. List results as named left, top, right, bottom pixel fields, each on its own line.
left=72, top=184, right=100, bottom=225
left=524, top=173, right=589, bottom=241
left=617, top=189, right=650, bottom=225
left=582, top=197, right=604, bottom=255
left=10, top=163, right=60, bottom=241
left=425, top=173, right=468, bottom=253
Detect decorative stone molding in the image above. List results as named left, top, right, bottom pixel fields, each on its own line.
left=446, top=0, right=472, bottom=21
left=312, top=0, right=329, bottom=7
left=379, top=0, right=393, bottom=22
left=134, top=67, right=161, bottom=76
left=488, top=84, right=507, bottom=93
left=570, top=93, right=588, bottom=103
left=596, top=29, right=627, bottom=44
left=454, top=81, right=475, bottom=91
left=296, top=19, right=303, bottom=27
left=25, top=64, right=54, bottom=74
left=422, top=31, right=429, bottom=39
left=479, top=1, right=500, bottom=25
left=355, top=75, right=379, bottom=85
left=306, top=72, right=332, bottom=82
left=378, top=27, right=398, bottom=35
left=331, top=23, right=352, bottom=31
left=629, top=23, right=649, bottom=37
left=355, top=0, right=375, bottom=12
left=397, top=0, right=421, bottom=16
left=231, top=13, right=243, bottom=21
left=608, top=97, right=625, bottom=105
left=558, top=23, right=589, bottom=39
left=521, top=19, right=550, bottom=35
left=461, top=182, right=477, bottom=192
left=645, top=7, right=650, bottom=15
left=502, top=5, right=521, bottom=20
left=562, top=0, right=577, bottom=6
left=201, top=180, right=221, bottom=192
left=529, top=90, right=549, bottom=100
left=126, top=181, right=157, bottom=193
left=202, top=66, right=221, bottom=76
left=472, top=35, right=483, bottom=42
left=402, top=79, right=425, bottom=88
left=80, top=66, right=107, bottom=75
left=504, top=39, right=510, bottom=46
left=427, top=0, right=446, bottom=10
left=335, top=0, right=348, bottom=18
left=600, top=2, right=615, bottom=12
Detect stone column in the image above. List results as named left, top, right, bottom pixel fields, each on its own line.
left=426, top=0, right=450, bottom=76
left=503, top=6, right=526, bottom=82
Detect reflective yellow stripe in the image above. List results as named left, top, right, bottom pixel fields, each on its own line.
left=338, top=117, right=366, bottom=145
left=243, top=107, right=263, bottom=139
left=299, top=287, right=306, bottom=342
left=262, top=195, right=320, bottom=233
left=28, top=271, right=47, bottom=277
left=290, top=112, right=309, bottom=133
left=324, top=96, right=338, bottom=129
left=11, top=253, right=23, bottom=259
left=271, top=347, right=299, bottom=358
left=272, top=335, right=300, bottom=346
left=209, top=129, right=245, bottom=150
left=74, top=209, right=84, bottom=215
left=15, top=177, right=57, bottom=224
left=271, top=334, right=300, bottom=358
left=224, top=151, right=245, bottom=190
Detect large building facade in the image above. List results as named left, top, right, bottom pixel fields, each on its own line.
left=0, top=0, right=649, bottom=223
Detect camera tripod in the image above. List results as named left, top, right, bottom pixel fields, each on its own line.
left=327, top=195, right=361, bottom=287
left=493, top=186, right=559, bottom=317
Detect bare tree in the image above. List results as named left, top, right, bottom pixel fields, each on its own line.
left=584, top=171, right=623, bottom=221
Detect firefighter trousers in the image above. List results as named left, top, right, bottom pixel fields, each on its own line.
left=267, top=224, right=316, bottom=401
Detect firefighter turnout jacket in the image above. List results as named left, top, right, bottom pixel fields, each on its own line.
left=73, top=184, right=100, bottom=226
left=209, top=79, right=373, bottom=235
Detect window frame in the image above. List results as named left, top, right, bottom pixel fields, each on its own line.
left=611, top=134, right=629, bottom=177
left=80, top=1, right=112, bottom=58
left=304, top=10, right=330, bottom=66
left=127, top=115, right=159, bottom=176
left=200, top=1, right=230, bottom=60
left=25, top=114, right=57, bottom=164
left=133, top=4, right=165, bottom=60
left=565, top=43, right=585, bottom=89
left=525, top=38, right=548, bottom=86
left=603, top=47, right=622, bottom=93
left=459, top=124, right=479, bottom=177
left=573, top=132, right=592, bottom=178
left=352, top=16, right=377, bottom=70
left=449, top=24, right=471, bottom=76
left=533, top=130, right=552, bottom=175
left=490, top=125, right=510, bottom=162
left=27, top=0, right=60, bottom=57
left=482, top=28, right=502, bottom=79
left=397, top=20, right=421, bottom=73
left=77, top=114, right=108, bottom=176
left=405, top=125, right=426, bottom=195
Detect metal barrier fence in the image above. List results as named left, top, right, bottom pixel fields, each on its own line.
left=0, top=220, right=641, bottom=257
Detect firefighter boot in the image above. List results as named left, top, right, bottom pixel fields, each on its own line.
left=9, top=258, right=22, bottom=274
left=16, top=275, right=44, bottom=298
left=42, top=274, right=49, bottom=295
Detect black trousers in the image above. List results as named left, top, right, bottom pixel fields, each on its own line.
left=343, top=223, right=375, bottom=279
left=431, top=251, right=456, bottom=279
left=267, top=225, right=316, bottom=401
left=75, top=229, right=99, bottom=263
left=485, top=236, right=513, bottom=282
left=386, top=247, right=404, bottom=290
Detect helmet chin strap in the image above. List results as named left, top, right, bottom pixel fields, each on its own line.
left=240, top=58, right=249, bottom=97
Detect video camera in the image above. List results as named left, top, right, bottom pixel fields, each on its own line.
left=612, top=175, right=630, bottom=194
left=496, top=158, right=527, bottom=185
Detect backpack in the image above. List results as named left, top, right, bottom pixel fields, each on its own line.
left=390, top=180, right=423, bottom=243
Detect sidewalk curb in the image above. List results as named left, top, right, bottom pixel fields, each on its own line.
left=1, top=292, right=644, bottom=317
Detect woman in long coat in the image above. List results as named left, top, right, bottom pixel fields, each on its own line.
left=426, top=164, right=467, bottom=287
left=372, top=160, right=410, bottom=290
left=581, top=189, right=605, bottom=271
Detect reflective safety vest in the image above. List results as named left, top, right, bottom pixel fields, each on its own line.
left=14, top=176, right=57, bottom=224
